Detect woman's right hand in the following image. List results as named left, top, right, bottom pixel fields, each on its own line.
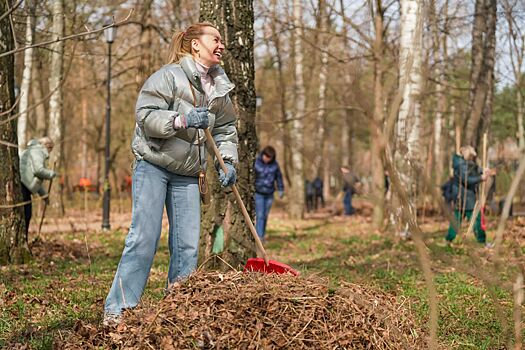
left=185, top=107, right=209, bottom=129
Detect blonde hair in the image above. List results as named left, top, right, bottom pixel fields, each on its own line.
left=460, top=145, right=477, bottom=161
left=166, top=22, right=218, bottom=64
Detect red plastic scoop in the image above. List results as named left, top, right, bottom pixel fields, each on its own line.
left=204, top=129, right=298, bottom=276
left=245, top=258, right=300, bottom=275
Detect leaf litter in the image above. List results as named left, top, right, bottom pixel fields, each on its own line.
left=60, top=270, right=426, bottom=349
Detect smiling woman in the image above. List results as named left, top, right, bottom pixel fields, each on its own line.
left=102, top=22, right=239, bottom=326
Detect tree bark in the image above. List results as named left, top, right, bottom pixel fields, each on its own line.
left=311, top=0, right=329, bottom=177
left=17, top=0, right=36, bottom=152
left=135, top=0, right=155, bottom=90
left=465, top=0, right=496, bottom=149
left=0, top=0, right=31, bottom=264
left=393, top=0, right=423, bottom=234
left=199, top=0, right=257, bottom=269
left=430, top=0, right=448, bottom=185
left=33, top=58, right=48, bottom=135
left=48, top=0, right=65, bottom=205
left=288, top=0, right=305, bottom=219
left=339, top=0, right=353, bottom=169
left=81, top=63, right=88, bottom=178
left=502, top=0, right=525, bottom=153
left=371, top=0, right=386, bottom=228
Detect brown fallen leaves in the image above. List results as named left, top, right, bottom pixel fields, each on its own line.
left=60, top=271, right=426, bottom=349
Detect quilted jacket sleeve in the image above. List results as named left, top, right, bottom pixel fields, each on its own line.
left=136, top=68, right=179, bottom=139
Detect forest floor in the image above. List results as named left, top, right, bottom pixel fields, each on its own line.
left=1, top=198, right=524, bottom=349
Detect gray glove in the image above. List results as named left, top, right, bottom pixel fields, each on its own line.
left=185, top=107, right=209, bottom=129
left=218, top=161, right=237, bottom=187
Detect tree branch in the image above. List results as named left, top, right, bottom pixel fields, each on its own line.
left=0, top=0, right=22, bottom=23
left=0, top=8, right=134, bottom=59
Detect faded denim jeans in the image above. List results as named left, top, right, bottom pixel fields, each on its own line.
left=104, top=160, right=200, bottom=316
left=255, top=192, right=274, bottom=240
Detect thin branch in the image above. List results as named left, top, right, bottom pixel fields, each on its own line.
left=0, top=93, right=21, bottom=117
left=5, top=0, right=19, bottom=50
left=0, top=0, right=22, bottom=23
left=0, top=8, right=134, bottom=59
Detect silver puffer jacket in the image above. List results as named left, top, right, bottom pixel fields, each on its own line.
left=131, top=56, right=238, bottom=177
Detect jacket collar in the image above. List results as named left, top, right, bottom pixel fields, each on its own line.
left=179, top=56, right=235, bottom=100
left=208, top=65, right=235, bottom=101
left=180, top=56, right=204, bottom=93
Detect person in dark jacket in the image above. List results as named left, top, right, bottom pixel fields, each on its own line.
left=305, top=179, right=314, bottom=212
left=312, top=176, right=324, bottom=210
left=440, top=176, right=455, bottom=210
left=341, top=167, right=360, bottom=216
left=445, top=146, right=494, bottom=246
left=254, top=146, right=284, bottom=240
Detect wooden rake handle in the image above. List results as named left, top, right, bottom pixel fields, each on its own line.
left=203, top=128, right=269, bottom=264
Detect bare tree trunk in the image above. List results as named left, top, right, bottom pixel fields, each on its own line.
left=311, top=0, right=329, bottom=176
left=465, top=0, right=496, bottom=149
left=135, top=0, right=154, bottom=90
left=340, top=0, right=352, bottom=168
left=288, top=0, right=306, bottom=219
left=17, top=0, right=36, bottom=152
left=518, top=88, right=525, bottom=153
left=81, top=64, right=88, bottom=178
left=393, top=0, right=423, bottom=235
left=48, top=0, right=65, bottom=206
left=0, top=0, right=31, bottom=264
left=371, top=0, right=386, bottom=228
left=269, top=0, right=292, bottom=187
left=502, top=0, right=525, bottom=153
left=430, top=0, right=448, bottom=184
left=199, top=0, right=257, bottom=268
left=33, top=59, right=48, bottom=135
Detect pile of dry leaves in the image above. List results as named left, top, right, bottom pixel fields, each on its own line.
left=60, top=271, right=426, bottom=349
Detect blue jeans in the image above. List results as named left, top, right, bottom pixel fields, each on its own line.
left=343, top=189, right=355, bottom=215
left=104, top=160, right=200, bottom=315
left=255, top=192, right=274, bottom=240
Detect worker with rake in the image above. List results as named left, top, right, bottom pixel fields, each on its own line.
left=445, top=146, right=494, bottom=247
left=19, top=137, right=57, bottom=241
left=104, top=22, right=238, bottom=326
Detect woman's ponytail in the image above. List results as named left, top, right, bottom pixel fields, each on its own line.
left=165, top=22, right=218, bottom=64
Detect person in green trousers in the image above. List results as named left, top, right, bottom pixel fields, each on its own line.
left=445, top=146, right=494, bottom=247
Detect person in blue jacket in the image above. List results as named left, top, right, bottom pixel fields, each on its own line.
left=254, top=146, right=284, bottom=241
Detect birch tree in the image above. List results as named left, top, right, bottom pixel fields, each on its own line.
left=17, top=0, right=37, bottom=151
left=199, top=0, right=258, bottom=268
left=311, top=0, right=329, bottom=177
left=48, top=0, right=65, bottom=201
left=393, top=0, right=423, bottom=234
left=0, top=0, right=31, bottom=264
left=430, top=0, right=449, bottom=184
left=289, top=0, right=306, bottom=219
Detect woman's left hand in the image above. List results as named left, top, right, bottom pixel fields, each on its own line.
left=218, top=162, right=237, bottom=187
